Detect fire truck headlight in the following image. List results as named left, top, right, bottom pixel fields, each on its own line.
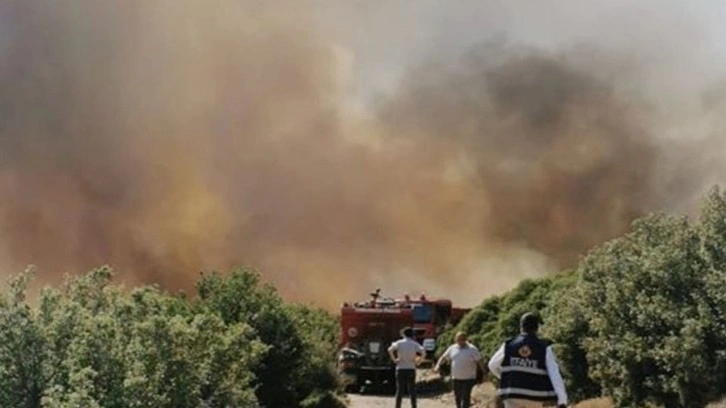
left=423, top=338, right=436, bottom=351
left=347, top=327, right=359, bottom=338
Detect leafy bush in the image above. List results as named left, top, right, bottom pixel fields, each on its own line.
left=0, top=266, right=341, bottom=408
left=437, top=271, right=576, bottom=359
left=447, top=186, right=726, bottom=408
left=196, top=268, right=343, bottom=407
left=287, top=304, right=343, bottom=406
left=569, top=190, right=726, bottom=408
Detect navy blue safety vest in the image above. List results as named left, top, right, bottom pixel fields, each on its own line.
left=498, top=334, right=557, bottom=402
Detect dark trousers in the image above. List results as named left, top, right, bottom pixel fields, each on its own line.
left=395, top=369, right=416, bottom=408
left=453, top=379, right=476, bottom=408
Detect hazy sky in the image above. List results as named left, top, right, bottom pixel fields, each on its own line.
left=315, top=0, right=726, bottom=104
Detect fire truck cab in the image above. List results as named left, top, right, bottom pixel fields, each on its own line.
left=408, top=295, right=458, bottom=356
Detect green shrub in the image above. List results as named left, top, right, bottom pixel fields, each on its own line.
left=446, top=186, right=726, bottom=408
left=438, top=271, right=576, bottom=360
left=0, top=266, right=340, bottom=408
left=196, top=267, right=342, bottom=407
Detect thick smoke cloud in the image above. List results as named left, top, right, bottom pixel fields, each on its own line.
left=379, top=44, right=659, bottom=265
left=0, top=0, right=723, bottom=308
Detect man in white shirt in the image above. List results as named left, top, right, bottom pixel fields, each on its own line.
left=434, top=331, right=487, bottom=408
left=488, top=313, right=568, bottom=408
left=388, top=327, right=425, bottom=408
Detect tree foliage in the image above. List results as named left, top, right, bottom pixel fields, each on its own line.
left=197, top=269, right=345, bottom=408
left=0, top=266, right=343, bottom=408
left=436, top=271, right=576, bottom=360
left=447, top=186, right=726, bottom=408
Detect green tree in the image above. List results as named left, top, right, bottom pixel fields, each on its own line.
left=700, top=186, right=726, bottom=272
left=576, top=213, right=726, bottom=407
left=0, top=266, right=273, bottom=408
left=196, top=267, right=343, bottom=408
left=287, top=304, right=345, bottom=408
left=432, top=186, right=726, bottom=407
left=545, top=287, right=600, bottom=402
left=0, top=269, right=46, bottom=408
left=439, top=272, right=576, bottom=360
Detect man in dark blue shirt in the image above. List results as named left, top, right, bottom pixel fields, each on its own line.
left=488, top=313, right=568, bottom=408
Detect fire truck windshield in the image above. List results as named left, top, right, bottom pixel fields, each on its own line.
left=412, top=304, right=434, bottom=323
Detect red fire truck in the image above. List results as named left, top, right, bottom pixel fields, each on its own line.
left=337, top=289, right=470, bottom=393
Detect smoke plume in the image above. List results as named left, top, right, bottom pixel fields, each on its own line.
left=0, top=0, right=723, bottom=308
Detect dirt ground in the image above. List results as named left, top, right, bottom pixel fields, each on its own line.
left=347, top=393, right=451, bottom=408
left=346, top=378, right=726, bottom=408
left=345, top=377, right=619, bottom=408
left=345, top=380, right=499, bottom=408
left=347, top=394, right=618, bottom=408
left=342, top=369, right=627, bottom=408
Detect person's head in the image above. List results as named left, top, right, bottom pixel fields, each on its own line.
left=401, top=327, right=414, bottom=338
left=520, top=312, right=541, bottom=335
left=455, top=331, right=468, bottom=347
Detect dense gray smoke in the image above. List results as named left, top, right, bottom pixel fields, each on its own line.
left=0, top=0, right=723, bottom=308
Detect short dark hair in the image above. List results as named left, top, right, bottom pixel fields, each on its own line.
left=520, top=313, right=541, bottom=333
left=402, top=327, right=414, bottom=338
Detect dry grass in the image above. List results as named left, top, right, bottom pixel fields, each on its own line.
left=448, top=385, right=726, bottom=408
left=573, top=398, right=614, bottom=408
left=572, top=397, right=726, bottom=408
left=470, top=382, right=500, bottom=407
left=468, top=385, right=615, bottom=408
left=416, top=373, right=619, bottom=408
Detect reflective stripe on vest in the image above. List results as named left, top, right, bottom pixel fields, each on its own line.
left=497, top=388, right=557, bottom=398
left=500, top=366, right=548, bottom=376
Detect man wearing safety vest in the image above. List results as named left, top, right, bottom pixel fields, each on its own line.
left=488, top=313, right=568, bottom=408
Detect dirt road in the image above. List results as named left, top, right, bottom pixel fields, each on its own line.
left=346, top=393, right=452, bottom=408
left=347, top=394, right=617, bottom=408
left=346, top=382, right=497, bottom=408
left=344, top=369, right=498, bottom=407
